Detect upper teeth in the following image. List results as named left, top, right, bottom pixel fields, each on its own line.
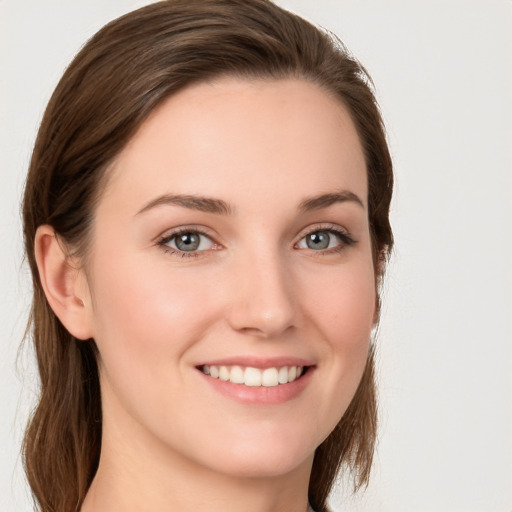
left=202, top=365, right=304, bottom=387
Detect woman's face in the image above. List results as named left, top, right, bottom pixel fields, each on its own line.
left=83, top=77, right=376, bottom=478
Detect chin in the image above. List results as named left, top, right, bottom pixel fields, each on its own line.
left=187, top=428, right=319, bottom=479
left=208, top=450, right=313, bottom=480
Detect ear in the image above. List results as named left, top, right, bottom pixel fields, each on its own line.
left=34, top=225, right=94, bottom=340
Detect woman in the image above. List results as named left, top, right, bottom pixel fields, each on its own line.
left=22, top=1, right=393, bottom=511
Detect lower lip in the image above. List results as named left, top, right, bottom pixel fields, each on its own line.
left=198, top=368, right=314, bottom=405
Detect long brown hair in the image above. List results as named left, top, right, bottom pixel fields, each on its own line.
left=22, top=1, right=393, bottom=511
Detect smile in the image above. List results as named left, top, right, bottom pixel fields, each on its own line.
left=200, top=365, right=306, bottom=387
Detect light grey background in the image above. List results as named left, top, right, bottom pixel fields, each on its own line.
left=1, top=1, right=511, bottom=511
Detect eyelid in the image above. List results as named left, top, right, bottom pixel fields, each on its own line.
left=156, top=224, right=218, bottom=243
left=295, top=222, right=352, bottom=241
left=294, top=223, right=356, bottom=252
left=156, top=225, right=222, bottom=257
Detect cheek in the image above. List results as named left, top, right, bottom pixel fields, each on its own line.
left=302, top=258, right=376, bottom=413
left=87, top=252, right=226, bottom=434
left=88, top=253, right=219, bottom=376
left=306, top=258, right=376, bottom=347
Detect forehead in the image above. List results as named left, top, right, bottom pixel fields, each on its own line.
left=100, top=77, right=367, bottom=215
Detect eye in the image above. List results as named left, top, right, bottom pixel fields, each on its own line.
left=296, top=228, right=354, bottom=252
left=159, top=230, right=216, bottom=254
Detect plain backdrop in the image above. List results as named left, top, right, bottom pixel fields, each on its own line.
left=1, top=1, right=511, bottom=511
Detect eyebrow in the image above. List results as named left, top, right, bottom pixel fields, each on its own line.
left=136, top=189, right=364, bottom=216
left=298, top=190, right=365, bottom=212
left=136, top=194, right=233, bottom=216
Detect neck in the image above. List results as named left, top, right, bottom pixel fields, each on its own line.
left=81, top=405, right=313, bottom=512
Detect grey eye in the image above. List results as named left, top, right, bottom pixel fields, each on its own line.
left=305, top=231, right=330, bottom=250
left=165, top=232, right=215, bottom=252
left=297, top=230, right=343, bottom=251
left=175, top=233, right=200, bottom=251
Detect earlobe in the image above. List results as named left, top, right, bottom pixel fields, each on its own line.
left=34, top=225, right=94, bottom=340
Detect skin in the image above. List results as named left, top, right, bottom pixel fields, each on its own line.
left=36, top=78, right=376, bottom=512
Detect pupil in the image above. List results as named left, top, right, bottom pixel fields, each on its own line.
left=176, top=233, right=199, bottom=251
left=307, top=232, right=329, bottom=250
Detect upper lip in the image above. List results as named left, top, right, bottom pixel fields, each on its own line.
left=195, top=356, right=315, bottom=369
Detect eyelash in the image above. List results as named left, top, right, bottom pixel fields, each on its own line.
left=296, top=224, right=357, bottom=257
left=157, top=227, right=216, bottom=258
left=156, top=224, right=356, bottom=259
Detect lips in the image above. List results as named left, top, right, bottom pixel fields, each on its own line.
left=201, top=364, right=306, bottom=387
left=196, top=357, right=314, bottom=404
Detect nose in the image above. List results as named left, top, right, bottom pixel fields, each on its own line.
left=225, top=251, right=297, bottom=338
